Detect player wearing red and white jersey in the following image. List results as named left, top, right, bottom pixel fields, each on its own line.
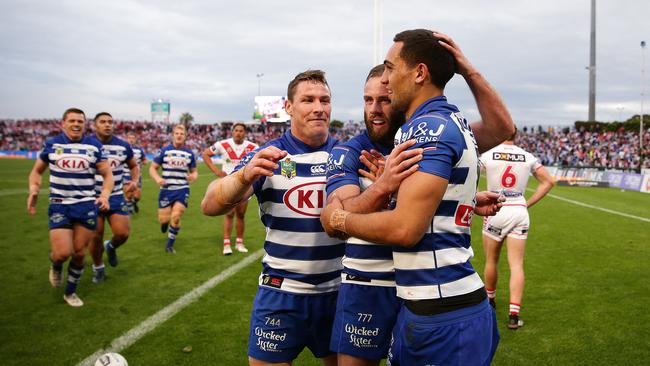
left=202, top=123, right=258, bottom=255
left=479, top=130, right=555, bottom=329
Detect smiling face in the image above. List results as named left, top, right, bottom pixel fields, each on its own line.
left=363, top=76, right=403, bottom=145
left=94, top=114, right=114, bottom=141
left=285, top=80, right=331, bottom=147
left=381, top=41, right=415, bottom=115
left=61, top=112, right=86, bottom=141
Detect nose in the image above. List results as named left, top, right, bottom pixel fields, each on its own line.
left=369, top=100, right=383, bottom=115
left=380, top=69, right=389, bottom=86
left=313, top=100, right=324, bottom=114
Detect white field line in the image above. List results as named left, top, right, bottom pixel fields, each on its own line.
left=526, top=188, right=650, bottom=223
left=0, top=188, right=48, bottom=197
left=75, top=249, right=264, bottom=366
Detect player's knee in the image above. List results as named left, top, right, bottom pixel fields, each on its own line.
left=235, top=212, right=246, bottom=220
left=51, top=250, right=69, bottom=263
left=113, top=232, right=129, bottom=244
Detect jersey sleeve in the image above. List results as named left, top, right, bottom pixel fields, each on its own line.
left=208, top=141, right=222, bottom=156
left=400, top=116, right=462, bottom=180
left=95, top=142, right=106, bottom=162
left=125, top=144, right=134, bottom=161
left=326, top=145, right=361, bottom=195
left=38, top=140, right=51, bottom=163
left=530, top=153, right=542, bottom=173
left=153, top=149, right=164, bottom=165
left=189, top=151, right=197, bottom=168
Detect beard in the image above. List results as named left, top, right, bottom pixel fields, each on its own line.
left=364, top=109, right=406, bottom=146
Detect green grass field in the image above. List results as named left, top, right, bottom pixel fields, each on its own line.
left=0, top=158, right=649, bottom=365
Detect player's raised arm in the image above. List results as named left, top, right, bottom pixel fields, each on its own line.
left=435, top=31, right=515, bottom=153
left=201, top=145, right=287, bottom=216
left=27, top=159, right=48, bottom=215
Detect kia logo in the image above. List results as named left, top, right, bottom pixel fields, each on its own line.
left=168, top=158, right=187, bottom=168
left=55, top=156, right=91, bottom=172
left=283, top=181, right=326, bottom=217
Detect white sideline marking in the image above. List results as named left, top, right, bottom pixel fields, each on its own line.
left=0, top=188, right=47, bottom=197
left=527, top=189, right=650, bottom=223
left=75, top=249, right=264, bottom=366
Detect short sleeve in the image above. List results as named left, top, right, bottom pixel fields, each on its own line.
left=326, top=145, right=361, bottom=195
left=39, top=141, right=50, bottom=163
left=189, top=151, right=197, bottom=168
left=153, top=150, right=164, bottom=165
left=208, top=142, right=221, bottom=156
left=125, top=144, right=134, bottom=161
left=401, top=117, right=462, bottom=180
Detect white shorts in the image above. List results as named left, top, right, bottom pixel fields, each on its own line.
left=482, top=204, right=529, bottom=241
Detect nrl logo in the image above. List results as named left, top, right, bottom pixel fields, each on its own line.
left=280, top=158, right=296, bottom=179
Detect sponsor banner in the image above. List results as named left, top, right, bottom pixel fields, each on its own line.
left=0, top=150, right=39, bottom=159
left=641, top=174, right=650, bottom=193
left=556, top=180, right=609, bottom=188
left=620, top=173, right=643, bottom=191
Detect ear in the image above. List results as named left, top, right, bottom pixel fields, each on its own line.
left=284, top=99, right=293, bottom=117
left=414, top=63, right=429, bottom=84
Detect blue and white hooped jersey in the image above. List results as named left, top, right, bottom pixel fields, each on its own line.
left=326, top=131, right=395, bottom=287
left=39, top=133, right=105, bottom=205
left=153, top=144, right=196, bottom=190
left=234, top=130, right=344, bottom=294
left=88, top=135, right=133, bottom=197
left=123, top=146, right=145, bottom=181
left=392, top=96, right=483, bottom=301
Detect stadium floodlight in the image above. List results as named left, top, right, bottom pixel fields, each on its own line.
left=256, top=73, right=264, bottom=96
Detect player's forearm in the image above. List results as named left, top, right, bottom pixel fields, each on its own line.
left=340, top=183, right=391, bottom=213
left=28, top=171, right=42, bottom=195
left=130, top=166, right=140, bottom=183
left=99, top=170, right=114, bottom=199
left=201, top=169, right=251, bottom=216
left=465, top=72, right=515, bottom=153
left=339, top=209, right=424, bottom=247
left=149, top=165, right=162, bottom=183
left=526, top=181, right=554, bottom=208
left=202, top=154, right=222, bottom=176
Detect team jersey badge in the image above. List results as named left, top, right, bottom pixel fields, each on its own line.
left=281, top=158, right=296, bottom=179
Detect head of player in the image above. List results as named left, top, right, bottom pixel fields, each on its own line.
left=382, top=29, right=455, bottom=118
left=172, top=124, right=187, bottom=148
left=364, top=64, right=404, bottom=146
left=284, top=69, right=331, bottom=147
left=93, top=112, right=114, bottom=142
left=231, top=123, right=247, bottom=145
left=61, top=108, right=86, bottom=141
left=126, top=132, right=137, bottom=146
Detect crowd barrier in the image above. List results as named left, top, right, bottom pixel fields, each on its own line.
left=546, top=166, right=650, bottom=193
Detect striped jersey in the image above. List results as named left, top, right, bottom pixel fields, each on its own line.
left=88, top=135, right=133, bottom=196
left=234, top=130, right=344, bottom=294
left=123, top=145, right=145, bottom=181
left=479, top=144, right=542, bottom=205
left=153, top=144, right=197, bottom=190
left=326, top=131, right=395, bottom=287
left=39, top=133, right=105, bottom=205
left=208, top=138, right=258, bottom=174
left=392, top=96, right=483, bottom=301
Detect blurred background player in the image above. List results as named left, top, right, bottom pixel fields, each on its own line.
left=123, top=132, right=147, bottom=214
left=27, top=107, right=113, bottom=307
left=149, top=124, right=197, bottom=254
left=88, top=112, right=139, bottom=283
left=480, top=129, right=555, bottom=329
left=201, top=123, right=258, bottom=255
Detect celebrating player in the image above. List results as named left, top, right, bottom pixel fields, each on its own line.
left=123, top=132, right=147, bottom=214
left=480, top=130, right=555, bottom=329
left=88, top=112, right=139, bottom=283
left=202, top=70, right=341, bottom=366
left=321, top=30, right=512, bottom=365
left=149, top=124, right=197, bottom=254
left=27, top=108, right=113, bottom=307
left=201, top=123, right=258, bottom=255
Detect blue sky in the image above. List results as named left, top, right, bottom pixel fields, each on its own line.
left=0, top=0, right=648, bottom=126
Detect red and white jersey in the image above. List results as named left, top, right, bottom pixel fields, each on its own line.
left=208, top=138, right=258, bottom=174
left=479, top=143, right=542, bottom=205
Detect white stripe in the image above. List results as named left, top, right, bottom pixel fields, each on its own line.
left=262, top=175, right=326, bottom=191
left=74, top=249, right=264, bottom=366
left=526, top=189, right=650, bottom=223
left=396, top=272, right=483, bottom=300
left=260, top=201, right=323, bottom=219
left=394, top=247, right=474, bottom=270
left=431, top=216, right=471, bottom=235
left=50, top=187, right=95, bottom=197
left=259, top=273, right=340, bottom=294
left=262, top=253, right=342, bottom=274
left=162, top=171, right=188, bottom=178
left=50, top=176, right=95, bottom=186
left=342, top=257, right=394, bottom=273
left=266, top=229, right=342, bottom=247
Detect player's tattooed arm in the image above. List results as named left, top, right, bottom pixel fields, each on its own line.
left=27, top=159, right=48, bottom=215
left=201, top=146, right=287, bottom=216
left=435, top=31, right=515, bottom=153
left=96, top=160, right=113, bottom=211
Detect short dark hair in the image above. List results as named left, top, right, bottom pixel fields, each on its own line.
left=62, top=107, right=85, bottom=121
left=393, top=29, right=456, bottom=89
left=93, top=112, right=112, bottom=122
left=287, top=69, right=329, bottom=101
left=365, top=64, right=385, bottom=82
left=232, top=122, right=247, bottom=131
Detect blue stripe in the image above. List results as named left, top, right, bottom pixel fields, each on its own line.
left=50, top=171, right=95, bottom=180
left=50, top=182, right=95, bottom=191
left=262, top=265, right=341, bottom=285
left=393, top=233, right=471, bottom=252
left=448, top=167, right=469, bottom=185
left=261, top=215, right=324, bottom=233
left=50, top=193, right=95, bottom=200
left=345, top=243, right=393, bottom=260
left=265, top=241, right=344, bottom=261
left=435, top=200, right=459, bottom=217
left=259, top=188, right=287, bottom=204
left=162, top=168, right=189, bottom=174
left=344, top=268, right=395, bottom=281
left=396, top=261, right=476, bottom=286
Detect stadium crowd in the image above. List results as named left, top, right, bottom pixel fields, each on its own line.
left=2, top=118, right=648, bottom=169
